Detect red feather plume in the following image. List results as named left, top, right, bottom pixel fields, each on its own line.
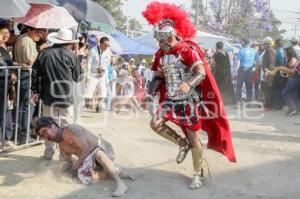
left=142, top=2, right=197, bottom=40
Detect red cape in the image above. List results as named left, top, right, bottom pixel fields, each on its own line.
left=152, top=41, right=236, bottom=163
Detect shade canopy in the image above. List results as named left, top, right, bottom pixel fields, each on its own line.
left=112, top=31, right=156, bottom=55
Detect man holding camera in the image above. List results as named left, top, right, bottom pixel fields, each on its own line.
left=85, top=36, right=111, bottom=112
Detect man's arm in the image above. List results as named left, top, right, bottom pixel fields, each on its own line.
left=59, top=148, right=73, bottom=164
left=21, top=39, right=38, bottom=69
left=72, top=55, right=83, bottom=82
left=31, top=57, right=42, bottom=103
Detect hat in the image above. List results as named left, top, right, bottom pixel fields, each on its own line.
left=143, top=2, right=196, bottom=41
left=140, top=59, right=147, bottom=64
left=263, top=37, right=273, bottom=45
left=290, top=36, right=299, bottom=43
left=129, top=58, right=135, bottom=62
left=87, top=36, right=97, bottom=48
left=251, top=41, right=259, bottom=46
left=47, top=28, right=79, bottom=44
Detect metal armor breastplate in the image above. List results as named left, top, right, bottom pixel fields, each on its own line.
left=161, top=54, right=193, bottom=100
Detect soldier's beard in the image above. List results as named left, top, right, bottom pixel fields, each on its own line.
left=162, top=44, right=171, bottom=52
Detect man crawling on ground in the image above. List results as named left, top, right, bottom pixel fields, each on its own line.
left=35, top=116, right=134, bottom=197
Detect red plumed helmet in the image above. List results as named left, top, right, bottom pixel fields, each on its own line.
left=142, top=1, right=197, bottom=40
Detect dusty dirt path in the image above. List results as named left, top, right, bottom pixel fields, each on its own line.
left=1, top=108, right=300, bottom=199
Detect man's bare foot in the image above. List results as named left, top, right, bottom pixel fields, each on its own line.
left=119, top=169, right=136, bottom=181
left=112, top=181, right=128, bottom=197
left=117, top=166, right=136, bottom=181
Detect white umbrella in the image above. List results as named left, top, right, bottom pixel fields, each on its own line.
left=0, top=0, right=30, bottom=18
left=193, top=31, right=237, bottom=51
left=15, top=4, right=78, bottom=29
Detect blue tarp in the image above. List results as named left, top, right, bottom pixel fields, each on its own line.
left=112, top=31, right=156, bottom=55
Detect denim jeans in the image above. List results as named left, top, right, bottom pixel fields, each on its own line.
left=0, top=78, right=5, bottom=140
left=18, top=72, right=34, bottom=143
left=281, top=75, right=300, bottom=111
left=236, top=66, right=253, bottom=102
left=0, top=78, right=13, bottom=141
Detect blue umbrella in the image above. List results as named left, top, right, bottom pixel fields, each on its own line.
left=0, top=0, right=30, bottom=18
left=57, top=0, right=116, bottom=34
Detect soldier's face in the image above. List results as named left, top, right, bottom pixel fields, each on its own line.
left=159, top=38, right=171, bottom=52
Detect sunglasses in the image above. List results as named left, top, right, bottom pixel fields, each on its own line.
left=102, top=43, right=110, bottom=47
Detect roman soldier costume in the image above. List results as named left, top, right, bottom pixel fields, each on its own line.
left=143, top=2, right=236, bottom=189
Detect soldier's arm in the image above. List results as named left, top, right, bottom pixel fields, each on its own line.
left=178, top=48, right=206, bottom=93
left=186, top=62, right=206, bottom=89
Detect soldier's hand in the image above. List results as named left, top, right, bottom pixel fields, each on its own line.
left=177, top=82, right=190, bottom=93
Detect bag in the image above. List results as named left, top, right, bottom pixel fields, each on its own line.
left=96, top=46, right=104, bottom=77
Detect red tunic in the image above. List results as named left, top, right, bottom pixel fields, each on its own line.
left=152, top=41, right=236, bottom=163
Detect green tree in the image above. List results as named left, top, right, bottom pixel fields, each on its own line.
left=127, top=18, right=142, bottom=36
left=190, top=0, right=210, bottom=30
left=92, top=0, right=127, bottom=31
left=190, top=0, right=285, bottom=40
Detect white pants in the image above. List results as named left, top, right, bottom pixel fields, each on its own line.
left=85, top=75, right=107, bottom=99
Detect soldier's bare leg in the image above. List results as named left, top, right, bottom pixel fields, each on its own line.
left=186, top=128, right=204, bottom=189
left=150, top=117, right=190, bottom=163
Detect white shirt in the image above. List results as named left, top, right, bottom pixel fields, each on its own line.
left=144, top=68, right=153, bottom=81
left=87, top=46, right=112, bottom=78
left=138, top=64, right=145, bottom=75
left=293, top=45, right=300, bottom=60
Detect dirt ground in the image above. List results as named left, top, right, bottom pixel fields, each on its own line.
left=1, top=107, right=300, bottom=199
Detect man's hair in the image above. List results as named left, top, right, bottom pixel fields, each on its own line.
left=34, top=116, right=58, bottom=135
left=242, top=39, right=250, bottom=47
left=100, top=36, right=109, bottom=44
left=26, top=26, right=36, bottom=31
left=216, top=41, right=223, bottom=50
left=275, top=39, right=283, bottom=48
left=0, top=20, right=11, bottom=31
left=284, top=47, right=297, bottom=63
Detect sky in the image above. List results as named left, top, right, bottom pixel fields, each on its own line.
left=122, top=0, right=300, bottom=38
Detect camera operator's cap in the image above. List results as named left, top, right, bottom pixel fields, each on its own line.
left=47, top=28, right=79, bottom=44
left=263, top=36, right=273, bottom=45
left=290, top=36, right=299, bottom=43
left=87, top=36, right=97, bottom=47
left=251, top=41, right=259, bottom=46
left=140, top=59, right=147, bottom=64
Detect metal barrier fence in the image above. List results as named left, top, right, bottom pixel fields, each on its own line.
left=0, top=66, right=43, bottom=153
